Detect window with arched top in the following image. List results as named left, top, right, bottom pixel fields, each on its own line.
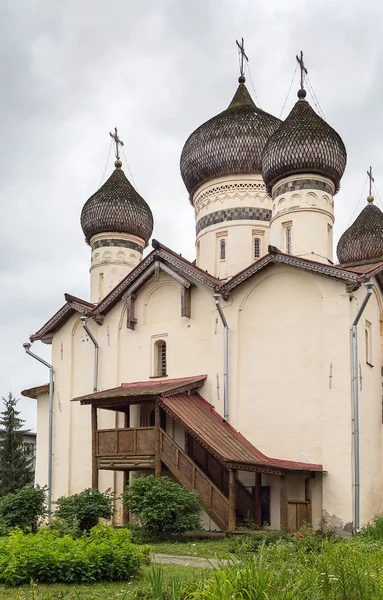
left=220, top=239, right=226, bottom=260
left=254, top=237, right=261, bottom=259
left=154, top=340, right=167, bottom=377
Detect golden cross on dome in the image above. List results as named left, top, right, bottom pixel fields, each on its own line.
left=236, top=38, right=249, bottom=78
left=296, top=50, right=308, bottom=90
left=367, top=166, right=375, bottom=196
left=109, top=127, right=124, bottom=161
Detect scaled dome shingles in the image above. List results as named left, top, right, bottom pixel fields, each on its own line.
left=180, top=81, right=281, bottom=196
left=81, top=167, right=154, bottom=245
left=261, top=98, right=347, bottom=194
left=337, top=202, right=383, bottom=264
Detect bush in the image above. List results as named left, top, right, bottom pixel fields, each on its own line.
left=122, top=475, right=201, bottom=539
left=54, top=488, right=113, bottom=532
left=0, top=524, right=150, bottom=586
left=229, top=530, right=285, bottom=555
left=0, top=485, right=46, bottom=533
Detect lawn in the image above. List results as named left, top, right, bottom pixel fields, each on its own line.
left=0, top=564, right=207, bottom=599
left=150, top=536, right=234, bottom=558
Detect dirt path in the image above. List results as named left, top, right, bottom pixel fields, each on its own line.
left=153, top=552, right=228, bottom=569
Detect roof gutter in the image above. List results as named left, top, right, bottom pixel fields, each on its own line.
left=213, top=293, right=229, bottom=422
left=351, top=281, right=374, bottom=533
left=23, top=343, right=54, bottom=522
left=80, top=317, right=99, bottom=393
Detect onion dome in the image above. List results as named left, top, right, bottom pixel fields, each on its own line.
left=81, top=160, right=154, bottom=245
left=261, top=89, right=347, bottom=194
left=337, top=195, right=383, bottom=264
left=180, top=76, right=281, bottom=196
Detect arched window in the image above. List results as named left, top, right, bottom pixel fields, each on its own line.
left=220, top=239, right=226, bottom=260
left=254, top=237, right=260, bottom=259
left=155, top=340, right=167, bottom=376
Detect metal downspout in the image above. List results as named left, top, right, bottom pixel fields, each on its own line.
left=351, top=281, right=374, bottom=532
left=23, top=343, right=54, bottom=522
left=80, top=317, right=99, bottom=393
left=213, top=293, right=229, bottom=421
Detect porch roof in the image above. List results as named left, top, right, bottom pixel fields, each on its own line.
left=159, top=393, right=323, bottom=474
left=73, top=375, right=207, bottom=407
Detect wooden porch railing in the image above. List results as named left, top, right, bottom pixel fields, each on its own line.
left=96, top=427, right=155, bottom=470
left=159, top=428, right=229, bottom=531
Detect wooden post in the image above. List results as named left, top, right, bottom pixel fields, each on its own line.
left=228, top=469, right=236, bottom=533
left=254, top=472, right=262, bottom=526
left=155, top=404, right=162, bottom=478
left=280, top=475, right=288, bottom=533
left=305, top=476, right=313, bottom=525
left=91, top=405, right=98, bottom=490
left=122, top=471, right=130, bottom=525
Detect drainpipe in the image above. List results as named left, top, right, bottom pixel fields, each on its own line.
left=213, top=293, right=229, bottom=422
left=351, top=281, right=374, bottom=533
left=23, top=343, right=54, bottom=522
left=80, top=317, right=99, bottom=393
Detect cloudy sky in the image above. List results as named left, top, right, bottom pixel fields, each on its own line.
left=1, top=0, right=382, bottom=429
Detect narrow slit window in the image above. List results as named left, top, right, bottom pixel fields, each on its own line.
left=254, top=237, right=260, bottom=258
left=365, top=321, right=372, bottom=365
left=155, top=340, right=167, bottom=376
left=285, top=226, right=292, bottom=254
left=220, top=239, right=226, bottom=260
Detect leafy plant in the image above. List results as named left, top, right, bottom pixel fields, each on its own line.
left=54, top=488, right=113, bottom=532
left=122, top=475, right=201, bottom=539
left=0, top=393, right=34, bottom=496
left=0, top=524, right=150, bottom=587
left=0, top=485, right=46, bottom=532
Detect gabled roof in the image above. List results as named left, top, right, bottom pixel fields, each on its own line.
left=30, top=241, right=219, bottom=342
left=220, top=250, right=363, bottom=294
left=73, top=375, right=207, bottom=407
left=30, top=295, right=94, bottom=343
left=160, top=392, right=322, bottom=474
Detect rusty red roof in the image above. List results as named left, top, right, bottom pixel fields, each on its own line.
left=74, top=375, right=207, bottom=405
left=159, top=393, right=322, bottom=473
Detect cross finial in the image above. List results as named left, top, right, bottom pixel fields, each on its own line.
left=296, top=50, right=308, bottom=96
left=367, top=166, right=375, bottom=202
left=236, top=38, right=249, bottom=80
left=109, top=127, right=124, bottom=162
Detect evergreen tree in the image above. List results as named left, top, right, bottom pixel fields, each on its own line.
left=0, top=393, right=34, bottom=496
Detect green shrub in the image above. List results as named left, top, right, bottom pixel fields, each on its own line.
left=122, top=475, right=201, bottom=539
left=0, top=524, right=150, bottom=586
left=0, top=485, right=46, bottom=532
left=48, top=515, right=82, bottom=538
left=360, top=514, right=383, bottom=540
left=54, top=488, right=113, bottom=532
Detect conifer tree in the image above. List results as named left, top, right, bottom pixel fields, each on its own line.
left=0, top=393, right=34, bottom=496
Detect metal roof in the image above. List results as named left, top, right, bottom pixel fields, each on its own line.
left=73, top=375, right=207, bottom=406
left=337, top=201, right=383, bottom=264
left=159, top=393, right=322, bottom=473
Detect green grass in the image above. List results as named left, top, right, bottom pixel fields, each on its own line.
left=0, top=564, right=207, bottom=599
left=149, top=537, right=234, bottom=558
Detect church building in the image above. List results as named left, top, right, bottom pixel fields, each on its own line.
left=23, top=55, right=383, bottom=534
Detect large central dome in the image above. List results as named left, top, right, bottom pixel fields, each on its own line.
left=180, top=77, right=281, bottom=197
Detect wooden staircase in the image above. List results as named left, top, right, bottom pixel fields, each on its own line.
left=159, top=428, right=229, bottom=531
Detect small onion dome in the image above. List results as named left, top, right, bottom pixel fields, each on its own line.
left=337, top=196, right=383, bottom=264
left=261, top=90, right=347, bottom=194
left=180, top=77, right=281, bottom=197
left=81, top=162, right=154, bottom=245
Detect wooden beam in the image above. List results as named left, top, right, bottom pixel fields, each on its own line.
left=280, top=475, right=288, bottom=533
left=155, top=404, right=162, bottom=478
left=254, top=472, right=262, bottom=526
left=305, top=477, right=313, bottom=525
left=181, top=286, right=191, bottom=318
left=228, top=469, right=236, bottom=533
left=91, top=406, right=98, bottom=490
left=126, top=294, right=137, bottom=330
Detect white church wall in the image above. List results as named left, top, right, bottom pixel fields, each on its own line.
left=34, top=391, right=49, bottom=489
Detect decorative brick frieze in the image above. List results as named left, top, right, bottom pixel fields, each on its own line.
left=196, top=207, right=271, bottom=234
left=272, top=179, right=333, bottom=200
